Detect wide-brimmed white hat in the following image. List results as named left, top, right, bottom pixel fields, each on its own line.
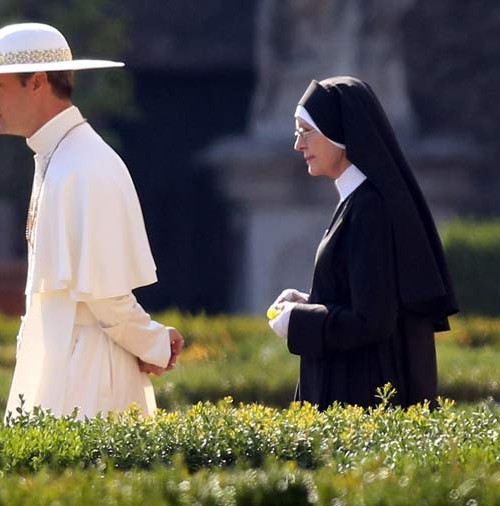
left=0, top=22, right=124, bottom=74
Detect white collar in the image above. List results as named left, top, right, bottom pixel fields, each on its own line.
left=26, top=105, right=83, bottom=156
left=335, top=164, right=367, bottom=202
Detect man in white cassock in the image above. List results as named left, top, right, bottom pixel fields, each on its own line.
left=0, top=23, right=184, bottom=419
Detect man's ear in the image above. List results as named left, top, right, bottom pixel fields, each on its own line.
left=31, top=72, right=49, bottom=92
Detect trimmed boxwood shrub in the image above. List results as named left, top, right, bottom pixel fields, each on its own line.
left=1, top=393, right=499, bottom=473
left=0, top=461, right=499, bottom=506
left=0, top=395, right=498, bottom=504
left=442, top=219, right=500, bottom=316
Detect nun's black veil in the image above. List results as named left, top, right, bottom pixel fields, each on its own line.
left=298, top=76, right=458, bottom=330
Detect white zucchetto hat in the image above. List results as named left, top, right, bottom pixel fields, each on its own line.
left=0, top=23, right=124, bottom=74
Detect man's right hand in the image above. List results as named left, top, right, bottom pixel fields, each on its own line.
left=138, top=358, right=166, bottom=376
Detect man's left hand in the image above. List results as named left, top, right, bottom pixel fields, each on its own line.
left=166, top=327, right=185, bottom=370
left=138, top=327, right=185, bottom=375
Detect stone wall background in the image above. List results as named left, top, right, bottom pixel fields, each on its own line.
left=402, top=0, right=500, bottom=215
left=403, top=1, right=500, bottom=149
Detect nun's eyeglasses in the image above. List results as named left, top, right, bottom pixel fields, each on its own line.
left=294, top=127, right=318, bottom=141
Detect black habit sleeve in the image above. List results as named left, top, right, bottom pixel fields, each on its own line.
left=288, top=187, right=398, bottom=356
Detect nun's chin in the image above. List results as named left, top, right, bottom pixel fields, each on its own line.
left=307, top=163, right=322, bottom=177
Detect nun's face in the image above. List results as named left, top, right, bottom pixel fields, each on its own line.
left=294, top=118, right=350, bottom=179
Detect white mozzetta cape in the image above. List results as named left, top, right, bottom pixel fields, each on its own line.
left=6, top=106, right=160, bottom=418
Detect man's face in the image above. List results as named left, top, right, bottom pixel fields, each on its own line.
left=0, top=73, right=34, bottom=137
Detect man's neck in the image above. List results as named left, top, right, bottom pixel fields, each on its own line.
left=26, top=100, right=73, bottom=138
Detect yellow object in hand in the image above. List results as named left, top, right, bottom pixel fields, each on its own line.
left=266, top=305, right=282, bottom=320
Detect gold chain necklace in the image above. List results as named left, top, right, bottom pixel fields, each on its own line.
left=25, top=119, right=87, bottom=246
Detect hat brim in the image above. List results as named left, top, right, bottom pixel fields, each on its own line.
left=0, top=59, right=124, bottom=74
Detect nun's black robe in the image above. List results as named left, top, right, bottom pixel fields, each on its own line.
left=288, top=180, right=437, bottom=409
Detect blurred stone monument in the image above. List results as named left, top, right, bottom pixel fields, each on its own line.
left=207, top=0, right=484, bottom=314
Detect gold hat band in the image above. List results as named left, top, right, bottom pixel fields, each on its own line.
left=0, top=48, right=72, bottom=66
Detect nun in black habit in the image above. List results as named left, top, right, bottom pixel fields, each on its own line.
left=267, top=76, right=458, bottom=410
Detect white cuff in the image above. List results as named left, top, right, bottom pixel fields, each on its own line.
left=268, top=301, right=296, bottom=338
left=85, top=294, right=171, bottom=368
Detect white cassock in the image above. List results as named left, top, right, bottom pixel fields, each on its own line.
left=6, top=106, right=171, bottom=419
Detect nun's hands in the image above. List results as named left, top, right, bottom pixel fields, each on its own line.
left=272, top=288, right=309, bottom=306
left=267, top=288, right=308, bottom=338
left=268, top=301, right=297, bottom=338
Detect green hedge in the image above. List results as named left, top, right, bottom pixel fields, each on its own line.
left=1, top=311, right=500, bottom=416
left=0, top=397, right=498, bottom=504
left=442, top=219, right=500, bottom=316
left=151, top=312, right=500, bottom=407
left=1, top=394, right=498, bottom=473
left=0, top=308, right=499, bottom=505
left=0, top=460, right=499, bottom=506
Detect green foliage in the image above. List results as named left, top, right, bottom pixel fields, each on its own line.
left=442, top=219, right=500, bottom=316
left=0, top=460, right=499, bottom=506
left=0, top=312, right=498, bottom=504
left=446, top=314, right=500, bottom=347
left=151, top=311, right=299, bottom=410
left=0, top=314, right=19, bottom=347
left=149, top=311, right=500, bottom=407
left=0, top=397, right=498, bottom=476
left=1, top=311, right=500, bottom=417
left=0, top=398, right=498, bottom=504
